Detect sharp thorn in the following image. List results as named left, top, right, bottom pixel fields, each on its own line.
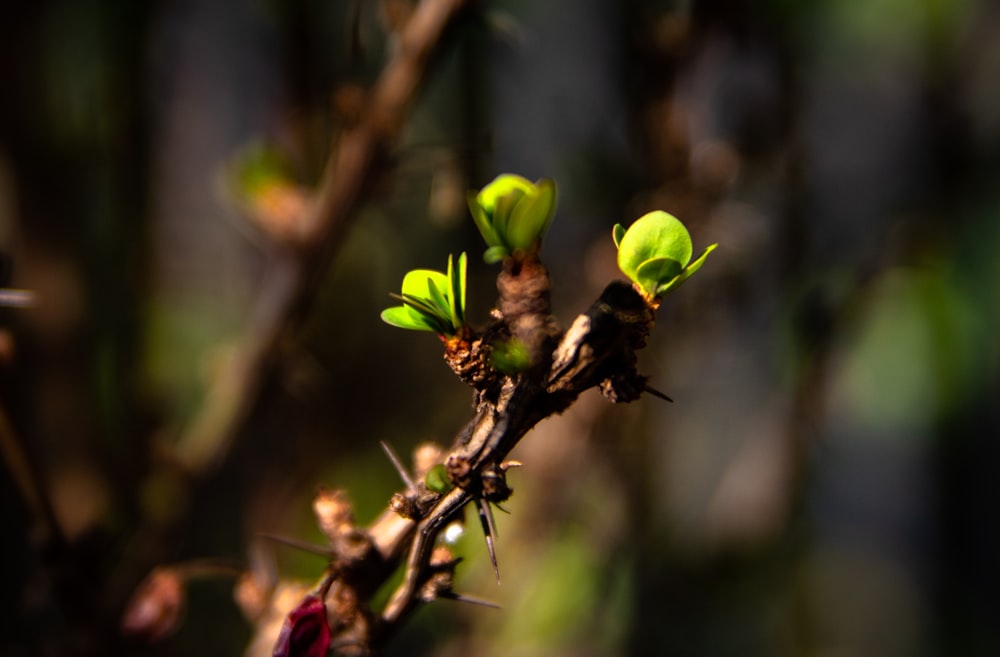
left=380, top=440, right=417, bottom=490
left=484, top=534, right=500, bottom=585
left=476, top=499, right=501, bottom=585
left=493, top=503, right=511, bottom=515
left=479, top=498, right=499, bottom=540
left=644, top=385, right=673, bottom=402
left=439, top=591, right=502, bottom=609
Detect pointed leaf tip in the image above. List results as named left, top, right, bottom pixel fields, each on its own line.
left=656, top=243, right=717, bottom=295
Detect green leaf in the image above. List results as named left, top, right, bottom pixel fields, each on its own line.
left=468, top=191, right=502, bottom=247
left=382, top=255, right=470, bottom=335
left=425, top=276, right=451, bottom=320
left=505, top=178, right=557, bottom=251
left=687, top=243, right=717, bottom=275
left=616, top=211, right=693, bottom=282
left=401, top=268, right=449, bottom=302
left=425, top=464, right=453, bottom=493
left=534, top=178, right=558, bottom=237
left=476, top=174, right=534, bottom=215
left=469, top=174, right=559, bottom=263
left=394, top=293, right=439, bottom=320
left=380, top=306, right=438, bottom=332
left=613, top=210, right=713, bottom=300
left=394, top=294, right=451, bottom=334
left=492, top=188, right=525, bottom=241
left=450, top=252, right=467, bottom=327
left=612, top=223, right=626, bottom=249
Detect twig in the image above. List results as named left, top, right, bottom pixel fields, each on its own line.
left=381, top=441, right=418, bottom=491
left=171, top=0, right=472, bottom=475
left=364, top=279, right=658, bottom=651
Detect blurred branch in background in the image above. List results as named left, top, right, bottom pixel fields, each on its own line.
left=172, top=0, right=471, bottom=478
left=135, top=0, right=479, bottom=652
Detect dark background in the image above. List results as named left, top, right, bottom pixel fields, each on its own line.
left=2, top=0, right=999, bottom=656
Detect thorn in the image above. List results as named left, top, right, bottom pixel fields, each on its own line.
left=477, top=498, right=499, bottom=540
left=476, top=498, right=501, bottom=585
left=644, top=385, right=673, bottom=402
left=433, top=554, right=464, bottom=568
left=439, top=591, right=502, bottom=609
left=257, top=533, right=332, bottom=557
left=380, top=440, right=417, bottom=490
left=493, top=503, right=511, bottom=514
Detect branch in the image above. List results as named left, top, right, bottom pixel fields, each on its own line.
left=289, top=260, right=662, bottom=654
left=172, top=0, right=472, bottom=475
left=373, top=279, right=655, bottom=639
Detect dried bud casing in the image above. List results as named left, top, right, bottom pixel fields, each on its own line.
left=273, top=594, right=331, bottom=657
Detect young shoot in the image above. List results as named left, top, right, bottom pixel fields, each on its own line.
left=613, top=211, right=716, bottom=302
left=381, top=253, right=468, bottom=337
left=467, top=174, right=557, bottom=264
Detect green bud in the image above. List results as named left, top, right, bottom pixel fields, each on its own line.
left=424, top=464, right=453, bottom=493
left=381, top=253, right=468, bottom=336
left=613, top=211, right=716, bottom=300
left=468, top=174, right=558, bottom=263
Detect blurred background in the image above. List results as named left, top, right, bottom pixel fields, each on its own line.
left=2, top=0, right=999, bottom=655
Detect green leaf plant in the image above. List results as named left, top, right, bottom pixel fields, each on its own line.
left=381, top=253, right=468, bottom=339
left=467, top=174, right=557, bottom=264
left=220, top=172, right=717, bottom=657
left=613, top=210, right=717, bottom=305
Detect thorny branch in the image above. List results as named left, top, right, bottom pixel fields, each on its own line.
left=277, top=259, right=664, bottom=655
left=124, top=260, right=668, bottom=656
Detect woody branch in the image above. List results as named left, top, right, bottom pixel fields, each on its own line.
left=312, top=257, right=660, bottom=654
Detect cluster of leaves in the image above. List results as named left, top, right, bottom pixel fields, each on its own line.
left=613, top=210, right=717, bottom=301
left=324, top=174, right=715, bottom=657
left=467, top=174, right=557, bottom=264
left=381, top=177, right=715, bottom=336
left=380, top=253, right=468, bottom=336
